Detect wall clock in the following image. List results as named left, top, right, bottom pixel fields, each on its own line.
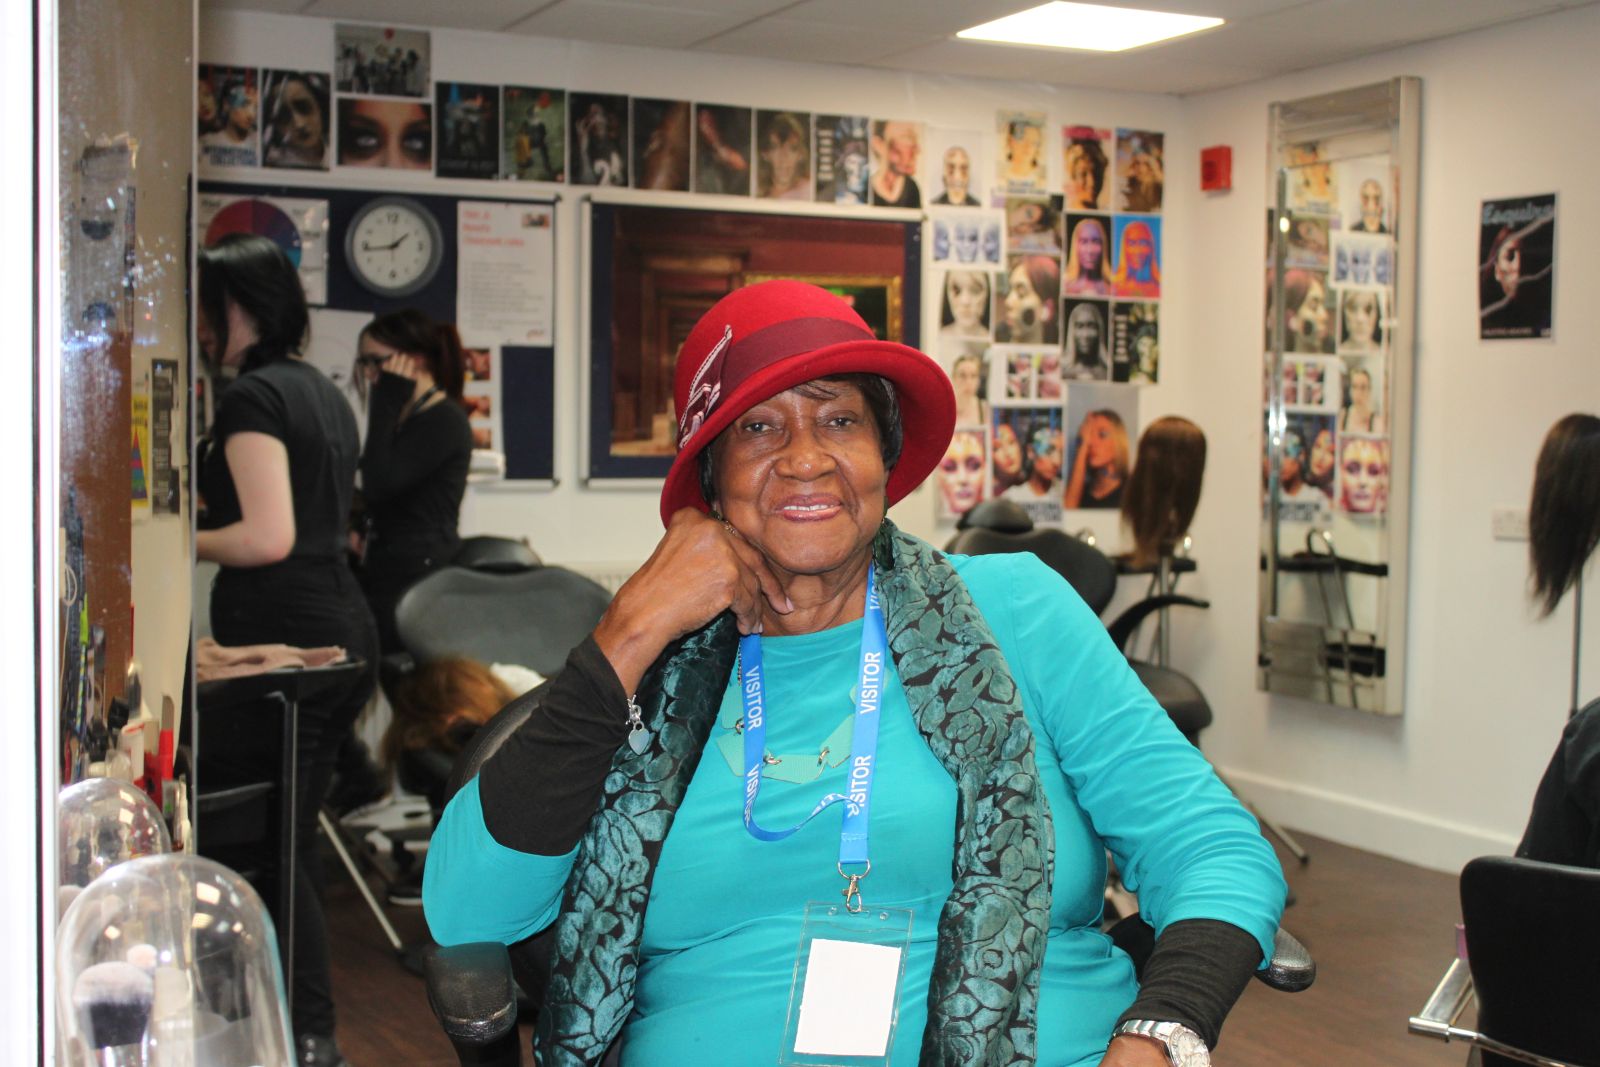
left=344, top=195, right=444, bottom=298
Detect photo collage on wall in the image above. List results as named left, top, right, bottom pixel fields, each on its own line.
left=1264, top=143, right=1397, bottom=525
left=201, top=23, right=1023, bottom=206
left=933, top=117, right=1161, bottom=525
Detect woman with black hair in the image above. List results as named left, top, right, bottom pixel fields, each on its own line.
left=195, top=233, right=376, bottom=1067
left=353, top=308, right=474, bottom=654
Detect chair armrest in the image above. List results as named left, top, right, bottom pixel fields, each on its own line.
left=1105, top=594, right=1211, bottom=653
left=1407, top=958, right=1474, bottom=1042
left=1255, top=927, right=1316, bottom=992
left=423, top=941, right=521, bottom=1064
left=1108, top=917, right=1315, bottom=993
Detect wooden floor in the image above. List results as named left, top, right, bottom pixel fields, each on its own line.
left=323, top=828, right=1471, bottom=1066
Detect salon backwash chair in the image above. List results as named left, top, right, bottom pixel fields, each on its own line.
left=422, top=615, right=1315, bottom=1066
left=1409, top=855, right=1600, bottom=1067
left=325, top=554, right=612, bottom=972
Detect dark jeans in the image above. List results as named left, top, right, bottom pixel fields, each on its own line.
left=206, top=558, right=378, bottom=1041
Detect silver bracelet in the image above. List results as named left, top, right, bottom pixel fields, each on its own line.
left=625, top=693, right=651, bottom=754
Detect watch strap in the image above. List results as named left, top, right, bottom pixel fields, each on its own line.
left=1112, top=1019, right=1210, bottom=1065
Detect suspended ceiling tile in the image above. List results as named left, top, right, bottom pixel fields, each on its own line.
left=506, top=0, right=755, bottom=46
left=299, top=0, right=546, bottom=32
left=693, top=18, right=948, bottom=64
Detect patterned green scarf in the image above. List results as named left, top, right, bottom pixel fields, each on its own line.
left=534, top=523, right=1054, bottom=1065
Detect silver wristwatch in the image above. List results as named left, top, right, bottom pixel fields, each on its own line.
left=1112, top=1020, right=1211, bottom=1066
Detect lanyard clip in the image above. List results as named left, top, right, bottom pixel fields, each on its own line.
left=838, top=861, right=870, bottom=914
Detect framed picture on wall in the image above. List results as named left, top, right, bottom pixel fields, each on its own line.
left=585, top=202, right=921, bottom=481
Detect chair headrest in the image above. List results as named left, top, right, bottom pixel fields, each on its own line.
left=955, top=499, right=1035, bottom=534
left=451, top=536, right=542, bottom=573
left=393, top=566, right=612, bottom=678
left=946, top=525, right=1117, bottom=616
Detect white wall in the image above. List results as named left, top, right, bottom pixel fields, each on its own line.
left=1169, top=4, right=1600, bottom=871
left=203, top=6, right=1600, bottom=872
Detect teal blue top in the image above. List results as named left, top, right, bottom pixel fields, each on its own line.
left=425, top=553, right=1286, bottom=1066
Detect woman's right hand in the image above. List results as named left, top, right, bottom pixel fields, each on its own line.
left=592, top=508, right=792, bottom=695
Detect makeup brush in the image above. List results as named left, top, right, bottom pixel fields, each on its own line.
left=72, top=960, right=153, bottom=1056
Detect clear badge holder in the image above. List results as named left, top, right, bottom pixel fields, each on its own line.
left=779, top=901, right=913, bottom=1067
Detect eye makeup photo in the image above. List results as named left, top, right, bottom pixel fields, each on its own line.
left=337, top=97, right=433, bottom=170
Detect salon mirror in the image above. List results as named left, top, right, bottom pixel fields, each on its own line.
left=1259, top=78, right=1419, bottom=715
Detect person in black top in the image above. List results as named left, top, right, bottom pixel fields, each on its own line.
left=352, top=308, right=474, bottom=655
left=195, top=234, right=377, bottom=1067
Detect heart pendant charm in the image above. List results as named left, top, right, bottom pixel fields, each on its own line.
left=627, top=724, right=651, bottom=755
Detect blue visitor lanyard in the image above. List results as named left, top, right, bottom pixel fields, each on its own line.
left=738, top=564, right=886, bottom=909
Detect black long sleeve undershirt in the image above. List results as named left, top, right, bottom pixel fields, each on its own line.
left=474, top=636, right=1264, bottom=1050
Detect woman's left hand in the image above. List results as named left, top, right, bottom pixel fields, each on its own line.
left=1098, top=1035, right=1173, bottom=1067
left=381, top=352, right=423, bottom=381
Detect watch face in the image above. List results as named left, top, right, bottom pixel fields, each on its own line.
left=1170, top=1028, right=1210, bottom=1066
left=347, top=198, right=441, bottom=297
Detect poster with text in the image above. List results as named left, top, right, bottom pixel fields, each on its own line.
left=1479, top=194, right=1555, bottom=340
left=436, top=82, right=500, bottom=179
left=199, top=64, right=259, bottom=168
left=993, top=404, right=1063, bottom=526
left=457, top=202, right=555, bottom=345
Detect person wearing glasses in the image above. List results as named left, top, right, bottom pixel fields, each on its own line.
left=352, top=309, right=474, bottom=655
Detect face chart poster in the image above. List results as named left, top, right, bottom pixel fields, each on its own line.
left=1478, top=194, right=1555, bottom=340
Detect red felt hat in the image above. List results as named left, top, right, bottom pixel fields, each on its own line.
left=659, top=279, right=956, bottom=527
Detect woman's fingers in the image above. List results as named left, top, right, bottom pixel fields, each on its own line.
left=721, top=523, right=794, bottom=617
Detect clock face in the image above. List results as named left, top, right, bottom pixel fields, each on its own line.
left=346, top=197, right=443, bottom=297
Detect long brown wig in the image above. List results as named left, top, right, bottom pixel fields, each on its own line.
left=1121, top=415, right=1206, bottom=568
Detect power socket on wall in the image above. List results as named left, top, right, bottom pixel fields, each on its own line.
left=1491, top=507, right=1530, bottom=541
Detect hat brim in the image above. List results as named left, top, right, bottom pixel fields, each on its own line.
left=659, top=337, right=957, bottom=526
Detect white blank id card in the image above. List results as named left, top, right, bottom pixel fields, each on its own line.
left=792, top=938, right=903, bottom=1056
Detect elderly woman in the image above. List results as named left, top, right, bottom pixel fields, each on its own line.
left=424, top=281, right=1284, bottom=1067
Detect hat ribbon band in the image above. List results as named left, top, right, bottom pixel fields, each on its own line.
left=678, top=316, right=876, bottom=448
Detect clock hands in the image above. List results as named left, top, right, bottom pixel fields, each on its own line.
left=360, top=232, right=413, bottom=253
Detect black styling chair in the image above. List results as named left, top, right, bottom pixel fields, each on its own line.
left=945, top=516, right=1213, bottom=745
left=1409, top=855, right=1600, bottom=1067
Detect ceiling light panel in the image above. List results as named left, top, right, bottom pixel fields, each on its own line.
left=958, top=2, right=1223, bottom=52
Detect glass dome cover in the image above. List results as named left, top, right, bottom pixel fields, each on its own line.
left=58, top=777, right=171, bottom=890
left=57, top=853, right=292, bottom=1067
